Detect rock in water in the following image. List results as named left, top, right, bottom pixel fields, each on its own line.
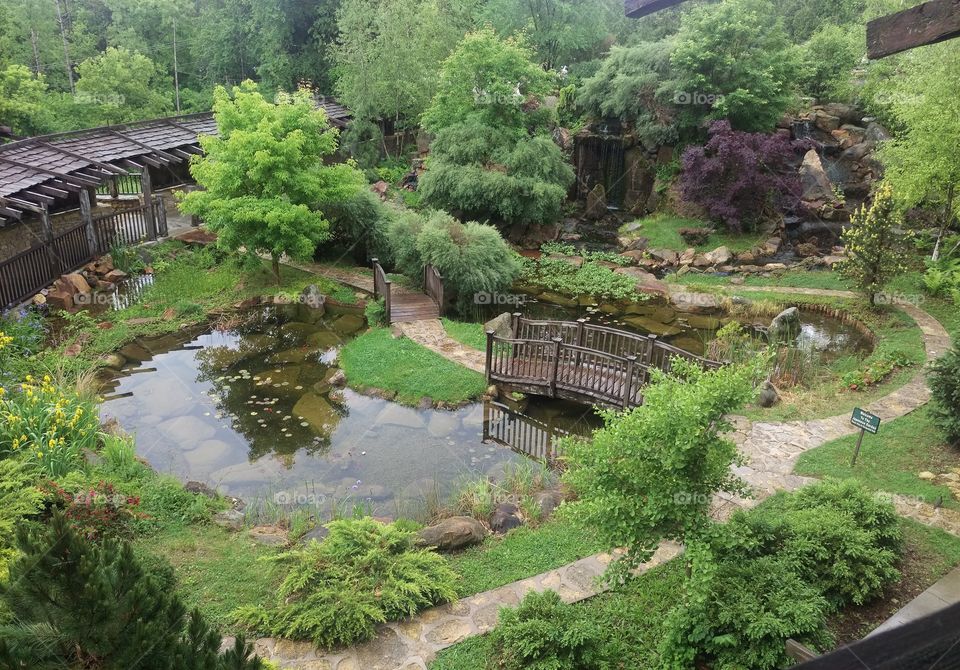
left=484, top=312, right=514, bottom=339
left=416, top=516, right=488, bottom=551
left=585, top=184, right=607, bottom=220
left=300, top=284, right=326, bottom=312
left=768, top=307, right=800, bottom=342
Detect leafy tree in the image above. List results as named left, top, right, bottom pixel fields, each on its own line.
left=332, top=0, right=467, bottom=149
left=0, top=512, right=263, bottom=669
left=670, top=0, right=802, bottom=132
left=179, top=81, right=365, bottom=283
left=480, top=0, right=625, bottom=70
left=878, top=42, right=960, bottom=261
left=421, top=27, right=553, bottom=135
left=776, top=0, right=866, bottom=42
left=929, top=337, right=960, bottom=448
left=0, top=64, right=51, bottom=136
left=419, top=119, right=573, bottom=229
left=680, top=120, right=806, bottom=233
left=798, top=23, right=865, bottom=102
left=74, top=46, right=173, bottom=124
left=561, top=358, right=758, bottom=581
left=578, top=39, right=678, bottom=147
left=837, top=182, right=913, bottom=307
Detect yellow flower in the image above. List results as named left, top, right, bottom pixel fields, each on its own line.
left=36, top=452, right=43, bottom=459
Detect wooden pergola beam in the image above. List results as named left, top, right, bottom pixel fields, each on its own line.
left=34, top=140, right=129, bottom=175
left=867, top=0, right=960, bottom=59
left=0, top=156, right=100, bottom=188
left=33, top=184, right=70, bottom=198
left=625, top=0, right=690, bottom=18
left=2, top=197, right=44, bottom=214
left=0, top=206, right=23, bottom=219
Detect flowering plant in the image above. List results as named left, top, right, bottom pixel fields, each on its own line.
left=0, top=375, right=100, bottom=477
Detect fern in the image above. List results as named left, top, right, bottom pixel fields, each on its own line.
left=235, top=518, right=458, bottom=648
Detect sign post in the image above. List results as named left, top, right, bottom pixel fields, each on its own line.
left=849, top=407, right=881, bottom=466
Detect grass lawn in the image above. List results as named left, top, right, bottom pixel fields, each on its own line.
left=622, top=214, right=764, bottom=253
left=449, top=517, right=605, bottom=597
left=672, top=267, right=853, bottom=291
left=441, top=318, right=486, bottom=351
left=135, top=523, right=280, bottom=631
left=794, top=406, right=960, bottom=509
left=340, top=327, right=487, bottom=405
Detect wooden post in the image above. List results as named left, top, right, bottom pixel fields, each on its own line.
left=548, top=337, right=562, bottom=398
left=512, top=312, right=522, bottom=338
left=140, top=168, right=157, bottom=240
left=575, top=318, right=587, bottom=368
left=485, top=330, right=495, bottom=383
left=623, top=355, right=637, bottom=409
left=642, top=334, right=656, bottom=366
left=867, top=0, right=960, bottom=59
left=40, top=204, right=58, bottom=278
left=108, top=176, right=119, bottom=199
left=371, top=258, right=380, bottom=299
left=79, top=188, right=97, bottom=259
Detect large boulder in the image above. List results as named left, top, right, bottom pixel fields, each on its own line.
left=416, top=516, right=488, bottom=551
left=489, top=503, right=524, bottom=534
left=768, top=307, right=800, bottom=342
left=703, top=246, right=732, bottom=266
left=613, top=266, right=670, bottom=298
left=799, top=150, right=835, bottom=202
left=585, top=184, right=607, bottom=220
left=484, top=312, right=514, bottom=339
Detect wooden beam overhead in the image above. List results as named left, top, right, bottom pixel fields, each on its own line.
left=120, top=159, right=146, bottom=172
left=20, top=190, right=56, bottom=205
left=49, top=179, right=83, bottom=193
left=0, top=206, right=23, bottom=219
left=625, top=0, right=690, bottom=18
left=34, top=140, right=129, bottom=175
left=867, top=0, right=960, bottom=59
left=32, top=184, right=70, bottom=199
left=170, top=148, right=196, bottom=160
left=180, top=145, right=204, bottom=155
left=109, top=130, right=180, bottom=164
left=2, top=197, right=44, bottom=214
left=0, top=156, right=100, bottom=187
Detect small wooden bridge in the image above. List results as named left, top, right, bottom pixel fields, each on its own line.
left=484, top=315, right=724, bottom=409
left=372, top=258, right=444, bottom=324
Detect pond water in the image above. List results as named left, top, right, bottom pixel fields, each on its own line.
left=99, top=304, right=600, bottom=518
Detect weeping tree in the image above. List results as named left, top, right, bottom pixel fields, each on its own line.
left=180, top=81, right=365, bottom=283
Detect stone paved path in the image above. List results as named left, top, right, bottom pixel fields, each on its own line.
left=253, top=282, right=953, bottom=669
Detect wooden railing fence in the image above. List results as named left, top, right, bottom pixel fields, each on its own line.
left=0, top=197, right=167, bottom=310
left=482, top=401, right=571, bottom=463
left=485, top=316, right=724, bottom=409
left=424, top=264, right=444, bottom=315
left=371, top=258, right=392, bottom=323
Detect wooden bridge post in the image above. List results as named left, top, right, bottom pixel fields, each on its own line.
left=623, top=355, right=637, bottom=409
left=511, top=312, right=521, bottom=337
left=548, top=337, right=562, bottom=398
left=485, top=330, right=495, bottom=383
left=574, top=318, right=587, bottom=368
left=371, top=258, right=380, bottom=299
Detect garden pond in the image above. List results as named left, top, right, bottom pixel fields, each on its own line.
left=98, top=303, right=600, bottom=518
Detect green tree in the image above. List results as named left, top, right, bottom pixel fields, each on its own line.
left=879, top=42, right=960, bottom=261
left=0, top=64, right=51, bottom=136
left=929, top=337, right=960, bottom=448
left=0, top=512, right=263, bottom=669
left=670, top=0, right=802, bottom=132
left=837, top=183, right=914, bottom=307
left=561, top=359, right=758, bottom=581
left=798, top=23, right=865, bottom=102
left=422, top=27, right=553, bottom=135
left=74, top=46, right=173, bottom=124
left=180, top=81, right=365, bottom=283
left=480, top=0, right=625, bottom=70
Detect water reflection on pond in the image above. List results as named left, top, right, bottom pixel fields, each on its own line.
left=100, top=304, right=599, bottom=518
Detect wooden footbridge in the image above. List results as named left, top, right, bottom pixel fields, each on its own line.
left=484, top=315, right=724, bottom=409
left=372, top=258, right=444, bottom=323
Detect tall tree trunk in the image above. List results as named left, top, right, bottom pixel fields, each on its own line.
left=53, top=0, right=75, bottom=93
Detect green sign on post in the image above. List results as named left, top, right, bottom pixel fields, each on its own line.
left=849, top=407, right=881, bottom=466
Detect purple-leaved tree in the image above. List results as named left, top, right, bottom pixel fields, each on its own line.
left=680, top=121, right=809, bottom=233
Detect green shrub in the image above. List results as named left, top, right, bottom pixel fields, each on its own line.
left=660, top=480, right=902, bottom=670
left=136, top=476, right=223, bottom=530
left=488, top=590, right=604, bottom=670
left=520, top=256, right=643, bottom=302
left=0, top=460, right=43, bottom=581
left=234, top=518, right=458, bottom=648
left=322, top=190, right=394, bottom=264
left=930, top=337, right=960, bottom=447
left=385, top=208, right=426, bottom=280
left=364, top=297, right=387, bottom=327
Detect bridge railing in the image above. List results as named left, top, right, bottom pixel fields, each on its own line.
left=371, top=258, right=391, bottom=322
left=482, top=401, right=570, bottom=463
left=424, top=264, right=444, bottom=315
left=486, top=316, right=725, bottom=409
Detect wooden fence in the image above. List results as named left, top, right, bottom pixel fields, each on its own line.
left=371, top=258, right=392, bottom=322
left=424, top=264, right=444, bottom=316
left=96, top=173, right=142, bottom=197
left=484, top=316, right=724, bottom=409
left=0, top=197, right=167, bottom=310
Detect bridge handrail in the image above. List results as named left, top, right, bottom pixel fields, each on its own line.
left=371, top=258, right=391, bottom=322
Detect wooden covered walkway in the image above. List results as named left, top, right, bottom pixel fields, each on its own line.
left=372, top=258, right=444, bottom=323
left=485, top=316, right=724, bottom=409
